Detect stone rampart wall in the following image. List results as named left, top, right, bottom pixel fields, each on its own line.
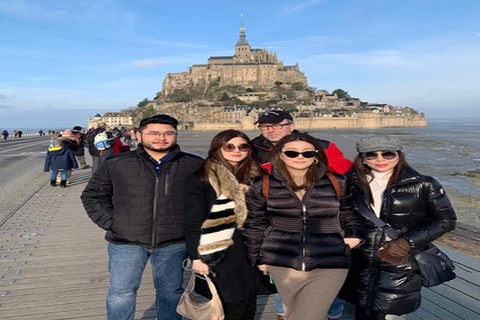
left=188, top=114, right=427, bottom=131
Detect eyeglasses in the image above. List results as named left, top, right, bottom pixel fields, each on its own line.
left=258, top=122, right=292, bottom=131
left=222, top=143, right=251, bottom=152
left=142, top=131, right=177, bottom=137
left=362, top=151, right=398, bottom=161
left=281, top=150, right=318, bottom=158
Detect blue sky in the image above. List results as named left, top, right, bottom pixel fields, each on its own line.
left=1, top=0, right=479, bottom=129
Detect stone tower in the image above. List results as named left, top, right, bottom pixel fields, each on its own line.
left=235, top=14, right=251, bottom=63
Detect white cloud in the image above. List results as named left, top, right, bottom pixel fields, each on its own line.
left=131, top=60, right=163, bottom=68
left=265, top=35, right=353, bottom=49
left=0, top=0, right=68, bottom=20
left=281, top=0, right=326, bottom=14
left=127, top=51, right=230, bottom=69
left=0, top=0, right=135, bottom=28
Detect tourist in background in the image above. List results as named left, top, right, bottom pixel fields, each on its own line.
left=184, top=129, right=265, bottom=320
left=72, top=126, right=90, bottom=169
left=2, top=130, right=9, bottom=140
left=342, top=136, right=457, bottom=319
left=81, top=114, right=203, bottom=320
left=251, top=110, right=352, bottom=320
left=128, top=127, right=139, bottom=149
left=244, top=133, right=361, bottom=320
left=85, top=122, right=116, bottom=174
left=44, top=138, right=78, bottom=188
left=57, top=129, right=80, bottom=184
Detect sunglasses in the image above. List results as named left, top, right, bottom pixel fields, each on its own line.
left=282, top=150, right=318, bottom=158
left=362, top=151, right=398, bottom=161
left=222, top=143, right=251, bottom=152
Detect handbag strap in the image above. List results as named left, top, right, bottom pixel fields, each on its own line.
left=185, top=272, right=220, bottom=298
left=203, top=274, right=220, bottom=298
left=353, top=192, right=399, bottom=240
left=326, top=171, right=341, bottom=201
left=262, top=174, right=269, bottom=200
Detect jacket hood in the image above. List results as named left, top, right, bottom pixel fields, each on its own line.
left=57, top=135, right=80, bottom=144
left=48, top=146, right=67, bottom=154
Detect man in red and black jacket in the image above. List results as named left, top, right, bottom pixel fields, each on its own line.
left=251, top=110, right=353, bottom=174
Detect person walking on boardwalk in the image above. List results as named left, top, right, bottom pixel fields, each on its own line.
left=251, top=110, right=353, bottom=320
left=184, top=129, right=266, bottom=320
left=243, top=132, right=362, bottom=320
left=55, top=129, right=80, bottom=184
left=72, top=125, right=90, bottom=169
left=85, top=122, right=116, bottom=174
left=341, top=136, right=457, bottom=319
left=81, top=114, right=203, bottom=320
left=43, top=138, right=78, bottom=188
left=2, top=130, right=9, bottom=140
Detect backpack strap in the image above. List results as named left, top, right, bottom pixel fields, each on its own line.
left=262, top=175, right=269, bottom=200
left=326, top=171, right=342, bottom=201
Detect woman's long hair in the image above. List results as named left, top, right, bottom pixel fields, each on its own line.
left=198, top=129, right=263, bottom=184
left=270, top=133, right=328, bottom=191
left=353, top=151, right=407, bottom=205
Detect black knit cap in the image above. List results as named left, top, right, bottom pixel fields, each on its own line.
left=255, top=110, right=293, bottom=124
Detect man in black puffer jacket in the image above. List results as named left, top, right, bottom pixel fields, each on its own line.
left=81, top=114, right=202, bottom=320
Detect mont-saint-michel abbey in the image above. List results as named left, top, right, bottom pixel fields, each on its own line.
left=161, top=19, right=308, bottom=96
left=89, top=18, right=426, bottom=130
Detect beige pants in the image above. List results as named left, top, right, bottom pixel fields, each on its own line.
left=268, top=266, right=348, bottom=320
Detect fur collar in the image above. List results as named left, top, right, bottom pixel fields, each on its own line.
left=207, top=161, right=260, bottom=228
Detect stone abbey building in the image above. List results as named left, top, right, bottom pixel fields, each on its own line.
left=161, top=18, right=308, bottom=96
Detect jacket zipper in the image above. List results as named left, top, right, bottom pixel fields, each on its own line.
left=164, top=172, right=170, bottom=196
left=151, top=176, right=160, bottom=247
left=301, top=203, right=307, bottom=271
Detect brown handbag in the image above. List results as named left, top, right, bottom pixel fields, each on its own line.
left=176, top=273, right=224, bottom=320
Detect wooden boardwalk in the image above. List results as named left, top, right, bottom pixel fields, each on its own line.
left=1, top=168, right=479, bottom=319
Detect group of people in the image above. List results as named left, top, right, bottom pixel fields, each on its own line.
left=81, top=112, right=456, bottom=320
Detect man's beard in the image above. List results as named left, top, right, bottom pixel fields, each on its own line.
left=143, top=142, right=173, bottom=153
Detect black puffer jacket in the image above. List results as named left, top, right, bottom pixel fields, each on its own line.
left=244, top=166, right=360, bottom=271
left=342, top=165, right=456, bottom=315
left=81, top=144, right=203, bottom=248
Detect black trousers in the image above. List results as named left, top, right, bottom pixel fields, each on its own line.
left=223, top=297, right=257, bottom=320
left=355, top=307, right=387, bottom=320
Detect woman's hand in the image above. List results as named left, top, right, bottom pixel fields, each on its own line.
left=344, top=238, right=362, bottom=249
left=239, top=183, right=249, bottom=192
left=258, top=264, right=268, bottom=275
left=192, top=259, right=210, bottom=276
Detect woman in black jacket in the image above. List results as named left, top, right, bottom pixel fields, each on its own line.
left=343, top=136, right=457, bottom=320
left=244, top=133, right=362, bottom=320
left=184, top=129, right=264, bottom=320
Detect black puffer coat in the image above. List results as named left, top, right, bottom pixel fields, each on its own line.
left=81, top=144, right=203, bottom=248
left=342, top=165, right=457, bottom=315
left=244, top=166, right=360, bottom=271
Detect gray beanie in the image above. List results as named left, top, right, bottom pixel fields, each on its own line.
left=356, top=136, right=402, bottom=153
left=51, top=139, right=63, bottom=146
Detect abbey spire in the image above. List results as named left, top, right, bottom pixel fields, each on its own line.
left=236, top=14, right=249, bottom=46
